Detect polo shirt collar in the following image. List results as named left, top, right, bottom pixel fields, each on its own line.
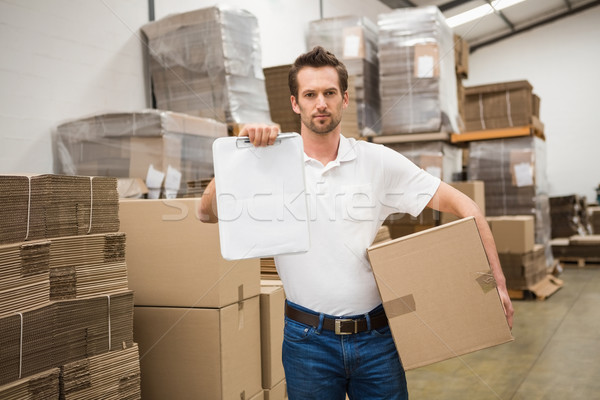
left=303, top=134, right=357, bottom=164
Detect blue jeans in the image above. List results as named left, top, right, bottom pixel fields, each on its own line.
left=282, top=301, right=408, bottom=400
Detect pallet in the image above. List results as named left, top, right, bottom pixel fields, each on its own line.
left=451, top=116, right=545, bottom=143
left=508, top=275, right=563, bottom=301
left=558, top=257, right=600, bottom=268
left=368, top=131, right=451, bottom=144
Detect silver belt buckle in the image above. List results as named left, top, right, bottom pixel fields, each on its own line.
left=335, top=318, right=357, bottom=335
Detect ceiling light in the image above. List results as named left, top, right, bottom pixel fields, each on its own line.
left=446, top=0, right=527, bottom=28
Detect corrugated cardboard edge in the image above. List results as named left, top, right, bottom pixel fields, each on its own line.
left=405, top=335, right=515, bottom=371
left=529, top=275, right=563, bottom=300
left=368, top=217, right=476, bottom=252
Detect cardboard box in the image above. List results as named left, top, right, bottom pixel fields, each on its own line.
left=453, top=34, right=469, bottom=78
left=134, top=296, right=262, bottom=400
left=487, top=215, right=535, bottom=254
left=441, top=181, right=486, bottom=224
left=119, top=199, right=260, bottom=307
left=260, top=286, right=285, bottom=389
left=264, top=379, right=287, bottom=400
left=367, top=217, right=513, bottom=370
left=250, top=390, right=265, bottom=400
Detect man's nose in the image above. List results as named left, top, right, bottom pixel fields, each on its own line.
left=316, top=94, right=327, bottom=109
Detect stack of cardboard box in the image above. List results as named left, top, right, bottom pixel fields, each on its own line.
left=385, top=181, right=485, bottom=239
left=307, top=16, right=381, bottom=137
left=468, top=136, right=554, bottom=267
left=141, top=7, right=271, bottom=125
left=588, top=206, right=600, bottom=234
left=551, top=235, right=600, bottom=261
left=487, top=216, right=547, bottom=289
left=549, top=194, right=591, bottom=238
left=0, top=174, right=140, bottom=399
left=54, top=110, right=227, bottom=197
left=385, top=141, right=463, bottom=182
left=453, top=34, right=469, bottom=132
left=120, top=198, right=264, bottom=399
left=463, top=80, right=541, bottom=132
left=377, top=6, right=459, bottom=135
left=263, top=64, right=301, bottom=134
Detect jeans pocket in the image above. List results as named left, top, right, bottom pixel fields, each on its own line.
left=370, top=324, right=392, bottom=337
left=284, top=318, right=316, bottom=343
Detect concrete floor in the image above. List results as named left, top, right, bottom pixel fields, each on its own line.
left=406, top=266, right=600, bottom=400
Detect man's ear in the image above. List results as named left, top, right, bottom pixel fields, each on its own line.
left=342, top=90, right=349, bottom=110
left=291, top=95, right=300, bottom=115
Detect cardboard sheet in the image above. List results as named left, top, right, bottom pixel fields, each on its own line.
left=213, top=133, right=309, bottom=260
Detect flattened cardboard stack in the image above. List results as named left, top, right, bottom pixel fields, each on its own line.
left=378, top=6, right=459, bottom=135
left=464, top=80, right=540, bottom=132
left=141, top=7, right=271, bottom=124
left=385, top=141, right=462, bottom=182
left=263, top=64, right=301, bottom=134
left=54, top=110, right=227, bottom=196
left=0, top=368, right=60, bottom=400
left=0, top=175, right=119, bottom=245
left=307, top=16, right=381, bottom=136
left=468, top=136, right=554, bottom=267
left=588, top=206, right=600, bottom=234
left=120, top=199, right=262, bottom=400
left=549, top=195, right=591, bottom=238
left=0, top=174, right=140, bottom=398
left=0, top=241, right=50, bottom=315
left=261, top=257, right=279, bottom=280
left=367, top=218, right=513, bottom=370
left=60, top=343, right=140, bottom=400
left=183, top=178, right=213, bottom=198
left=551, top=235, right=600, bottom=260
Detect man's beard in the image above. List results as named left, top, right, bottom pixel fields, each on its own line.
left=300, top=112, right=342, bottom=135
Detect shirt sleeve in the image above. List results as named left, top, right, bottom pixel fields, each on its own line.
left=379, top=144, right=441, bottom=217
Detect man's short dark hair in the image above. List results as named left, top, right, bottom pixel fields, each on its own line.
left=288, top=46, right=348, bottom=99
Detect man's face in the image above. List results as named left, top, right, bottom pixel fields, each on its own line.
left=291, top=66, right=348, bottom=135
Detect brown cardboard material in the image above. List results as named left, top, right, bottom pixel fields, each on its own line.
left=260, top=286, right=285, bottom=389
left=119, top=199, right=260, bottom=308
left=250, top=390, right=266, bottom=400
left=441, top=181, right=486, bottom=224
left=487, top=216, right=535, bottom=254
left=134, top=296, right=262, bottom=400
left=413, top=43, right=439, bottom=78
left=264, top=379, right=287, bottom=400
left=367, top=217, right=513, bottom=370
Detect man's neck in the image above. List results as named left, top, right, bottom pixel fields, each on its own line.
left=301, top=127, right=341, bottom=166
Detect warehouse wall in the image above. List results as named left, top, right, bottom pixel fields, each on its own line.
left=154, top=0, right=392, bottom=67
left=0, top=0, right=149, bottom=174
left=465, top=6, right=600, bottom=202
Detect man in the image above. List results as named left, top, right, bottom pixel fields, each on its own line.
left=201, top=46, right=513, bottom=399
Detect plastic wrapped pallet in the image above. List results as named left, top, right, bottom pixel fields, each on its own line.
left=468, top=136, right=553, bottom=266
left=377, top=6, right=459, bottom=135
left=141, top=6, right=271, bottom=124
left=549, top=195, right=590, bottom=238
left=385, top=141, right=462, bottom=182
left=263, top=64, right=301, bottom=134
left=307, top=16, right=381, bottom=136
left=54, top=110, right=227, bottom=197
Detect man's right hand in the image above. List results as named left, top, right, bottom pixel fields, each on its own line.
left=239, top=124, right=280, bottom=147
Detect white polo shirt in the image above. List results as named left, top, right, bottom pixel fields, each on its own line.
left=275, top=134, right=441, bottom=316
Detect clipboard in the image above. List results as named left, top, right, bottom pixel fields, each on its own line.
left=212, top=132, right=309, bottom=260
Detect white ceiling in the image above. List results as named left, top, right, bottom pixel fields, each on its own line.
left=378, top=0, right=600, bottom=51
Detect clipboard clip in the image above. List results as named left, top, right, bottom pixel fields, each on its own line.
left=235, top=132, right=299, bottom=148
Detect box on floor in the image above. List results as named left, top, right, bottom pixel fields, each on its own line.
left=134, top=296, right=262, bottom=400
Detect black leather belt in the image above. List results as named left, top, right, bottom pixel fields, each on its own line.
left=285, top=303, right=389, bottom=335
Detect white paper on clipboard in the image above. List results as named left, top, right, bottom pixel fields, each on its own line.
left=212, top=132, right=309, bottom=260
